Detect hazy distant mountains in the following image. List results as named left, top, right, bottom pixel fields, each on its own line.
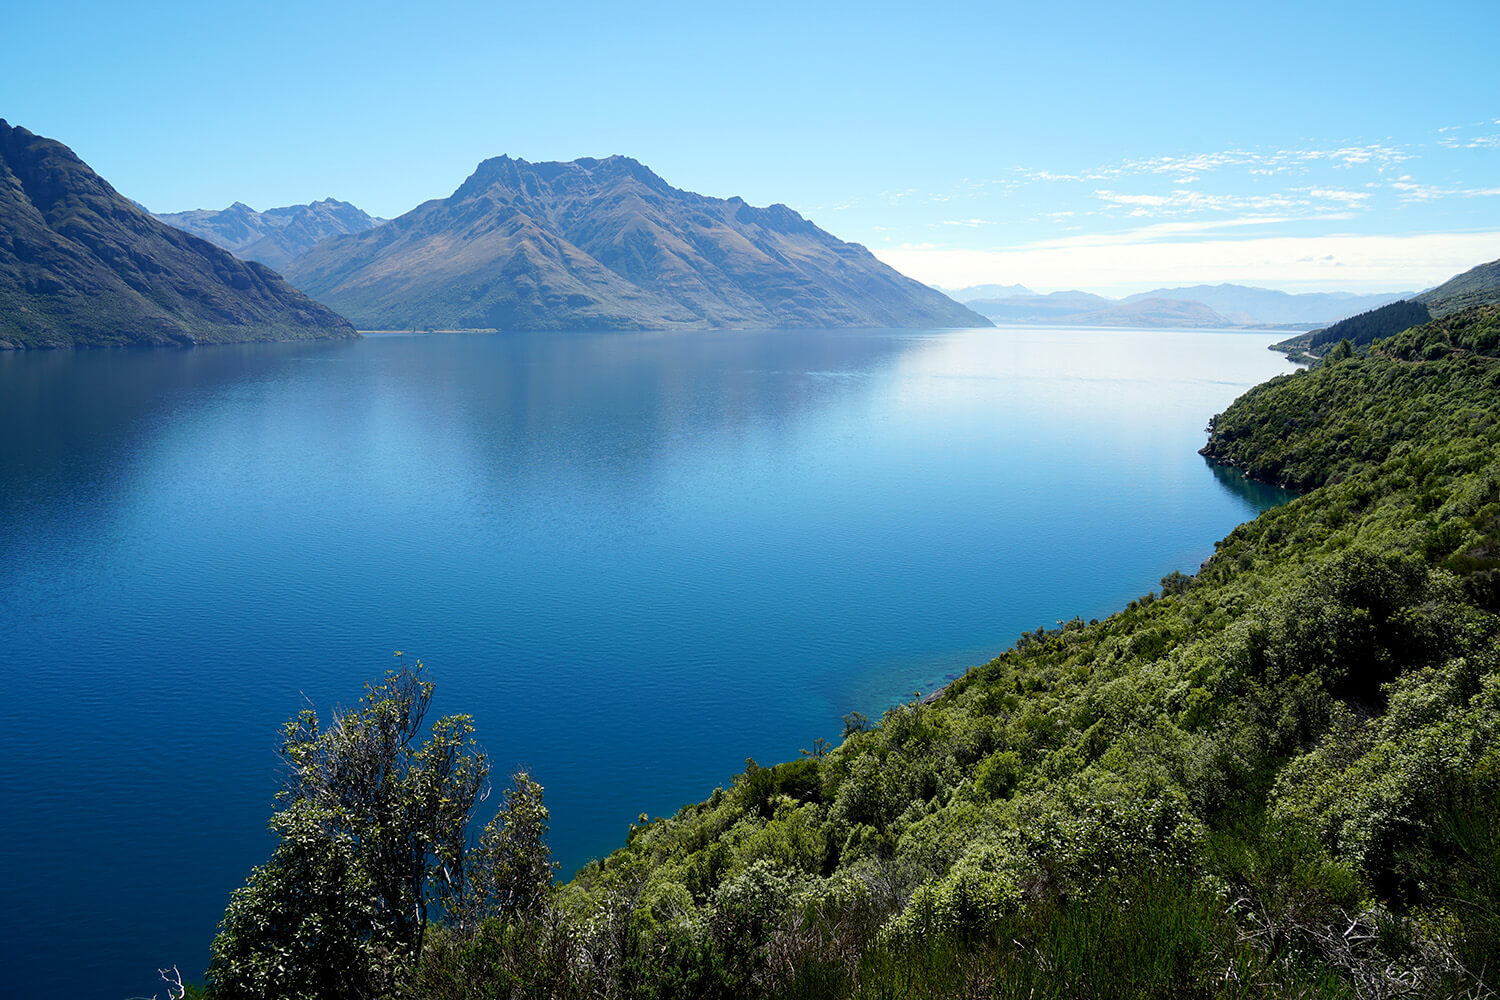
left=1123, top=285, right=1414, bottom=326
left=959, top=290, right=1237, bottom=327
left=0, top=120, right=356, bottom=349
left=154, top=199, right=385, bottom=271
left=946, top=283, right=1035, bottom=300
left=946, top=282, right=1410, bottom=328
left=282, top=154, right=989, bottom=331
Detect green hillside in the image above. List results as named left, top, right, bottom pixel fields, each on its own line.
left=1275, top=257, right=1500, bottom=364
left=1420, top=258, right=1500, bottom=318
left=207, top=309, right=1500, bottom=1000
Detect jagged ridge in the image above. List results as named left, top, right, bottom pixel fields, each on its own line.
left=282, top=154, right=990, bottom=332
left=154, top=199, right=385, bottom=272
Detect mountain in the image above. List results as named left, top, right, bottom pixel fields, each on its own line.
left=1272, top=256, right=1500, bottom=361
left=944, top=282, right=1035, bottom=301
left=0, top=121, right=356, bottom=349
left=965, top=290, right=1114, bottom=322
left=1122, top=283, right=1410, bottom=326
left=280, top=154, right=989, bottom=331
left=1082, top=297, right=1234, bottom=327
left=1416, top=257, right=1500, bottom=316
left=953, top=283, right=1416, bottom=329
left=965, top=290, right=1232, bottom=327
left=1305, top=299, right=1433, bottom=353
left=154, top=199, right=385, bottom=271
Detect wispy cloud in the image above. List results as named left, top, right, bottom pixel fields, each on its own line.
left=1440, top=134, right=1500, bottom=149
left=1090, top=186, right=1367, bottom=219
left=1301, top=187, right=1373, bottom=207
left=1391, top=177, right=1500, bottom=202
left=1015, top=143, right=1413, bottom=187
left=1435, top=120, right=1500, bottom=148
left=1018, top=215, right=1338, bottom=251
left=874, top=230, right=1500, bottom=296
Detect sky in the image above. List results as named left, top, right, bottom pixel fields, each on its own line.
left=6, top=0, right=1498, bottom=296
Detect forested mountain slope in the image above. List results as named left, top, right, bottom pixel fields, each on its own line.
left=1275, top=257, right=1500, bottom=363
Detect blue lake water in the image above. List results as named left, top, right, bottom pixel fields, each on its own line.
left=0, top=326, right=1296, bottom=997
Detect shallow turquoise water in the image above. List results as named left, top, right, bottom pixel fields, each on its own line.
left=0, top=326, right=1295, bottom=996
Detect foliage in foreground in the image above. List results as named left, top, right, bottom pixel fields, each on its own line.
left=206, top=663, right=553, bottom=1000
left=209, top=311, right=1500, bottom=998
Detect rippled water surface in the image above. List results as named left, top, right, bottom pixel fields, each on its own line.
left=0, top=326, right=1296, bottom=997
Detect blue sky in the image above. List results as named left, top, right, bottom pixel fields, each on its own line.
left=7, top=0, right=1498, bottom=294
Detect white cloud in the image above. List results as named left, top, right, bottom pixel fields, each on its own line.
left=1014, top=215, right=1350, bottom=251
left=1012, top=168, right=1085, bottom=183
left=1090, top=187, right=1358, bottom=218
left=874, top=230, right=1500, bottom=296
left=1025, top=143, right=1416, bottom=186
left=1392, top=179, right=1500, bottom=202
left=1303, top=187, right=1373, bottom=206
left=1441, top=134, right=1500, bottom=149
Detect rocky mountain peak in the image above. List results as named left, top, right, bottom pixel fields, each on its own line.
left=281, top=152, right=989, bottom=333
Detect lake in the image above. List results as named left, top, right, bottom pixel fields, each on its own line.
left=0, top=326, right=1296, bottom=997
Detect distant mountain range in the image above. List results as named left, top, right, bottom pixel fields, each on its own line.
left=948, top=282, right=1411, bottom=329
left=154, top=199, right=385, bottom=271
left=945, top=282, right=1035, bottom=300
left=0, top=120, right=356, bottom=349
left=281, top=155, right=990, bottom=331
left=1123, top=284, right=1414, bottom=326
left=7, top=117, right=1466, bottom=347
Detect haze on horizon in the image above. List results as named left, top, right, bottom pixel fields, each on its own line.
left=7, top=0, right=1497, bottom=298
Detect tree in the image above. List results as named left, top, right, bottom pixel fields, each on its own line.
left=1324, top=337, right=1355, bottom=362
left=208, top=659, right=489, bottom=998
left=207, top=802, right=391, bottom=1000
left=460, top=770, right=557, bottom=927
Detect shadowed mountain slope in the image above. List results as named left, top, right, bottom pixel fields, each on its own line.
left=282, top=155, right=989, bottom=331
left=0, top=120, right=356, bottom=349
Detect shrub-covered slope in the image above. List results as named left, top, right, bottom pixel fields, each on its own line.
left=1200, top=305, right=1500, bottom=491
left=400, top=320, right=1500, bottom=997
left=1419, top=258, right=1500, bottom=318
left=209, top=320, right=1500, bottom=999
